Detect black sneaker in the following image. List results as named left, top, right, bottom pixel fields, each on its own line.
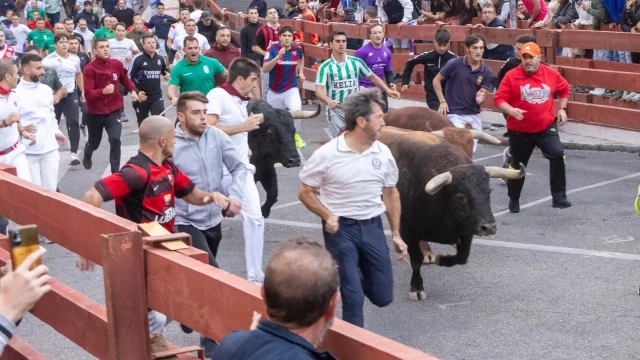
left=82, top=152, right=92, bottom=169
left=552, top=196, right=572, bottom=209
left=179, top=324, right=193, bottom=334
left=509, top=198, right=520, bottom=213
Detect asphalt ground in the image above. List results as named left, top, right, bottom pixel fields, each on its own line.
left=9, top=83, right=640, bottom=360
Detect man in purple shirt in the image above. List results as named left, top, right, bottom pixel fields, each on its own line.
left=354, top=23, right=395, bottom=111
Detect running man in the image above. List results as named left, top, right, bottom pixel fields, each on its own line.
left=316, top=31, right=400, bottom=138
left=354, top=23, right=395, bottom=112
left=262, top=26, right=306, bottom=149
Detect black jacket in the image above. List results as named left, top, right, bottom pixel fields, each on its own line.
left=240, top=21, right=262, bottom=63
left=283, top=7, right=301, bottom=19
left=197, top=20, right=218, bottom=43
left=459, top=0, right=477, bottom=25
left=249, top=0, right=267, bottom=18
left=113, top=7, right=135, bottom=27
left=74, top=9, right=101, bottom=30
left=0, top=0, right=14, bottom=17
left=552, top=1, right=578, bottom=28
left=129, top=52, right=168, bottom=100
left=401, top=49, right=457, bottom=103
left=621, top=3, right=640, bottom=32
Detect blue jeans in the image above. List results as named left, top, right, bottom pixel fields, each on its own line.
left=322, top=216, right=394, bottom=328
left=618, top=51, right=632, bottom=63
left=47, top=12, right=60, bottom=24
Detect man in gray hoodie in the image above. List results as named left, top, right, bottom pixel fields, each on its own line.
left=173, top=91, right=247, bottom=269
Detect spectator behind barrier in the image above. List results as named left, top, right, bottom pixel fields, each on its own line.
left=214, top=238, right=339, bottom=360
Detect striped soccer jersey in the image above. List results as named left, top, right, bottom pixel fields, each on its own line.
left=265, top=42, right=303, bottom=93
left=316, top=55, right=372, bottom=104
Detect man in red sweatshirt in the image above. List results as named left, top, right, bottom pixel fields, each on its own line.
left=494, top=42, right=571, bottom=214
left=82, top=38, right=139, bottom=174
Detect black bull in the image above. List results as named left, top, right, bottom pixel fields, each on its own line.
left=246, top=100, right=321, bottom=218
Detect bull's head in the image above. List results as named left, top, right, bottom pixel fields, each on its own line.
left=424, top=164, right=526, bottom=237
left=247, top=100, right=321, bottom=168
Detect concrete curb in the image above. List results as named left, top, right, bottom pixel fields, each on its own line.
left=480, top=130, right=640, bottom=153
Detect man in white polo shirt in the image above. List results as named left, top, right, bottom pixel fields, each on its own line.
left=206, top=58, right=265, bottom=285
left=298, top=88, right=407, bottom=328
left=171, top=19, right=209, bottom=65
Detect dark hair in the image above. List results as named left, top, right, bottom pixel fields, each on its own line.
left=285, top=0, right=297, bottom=8
left=68, top=35, right=79, bottom=43
left=10, top=12, right=19, bottom=18
left=342, top=88, right=386, bottom=131
left=0, top=59, right=16, bottom=81
left=36, top=17, right=45, bottom=22
left=464, top=34, right=485, bottom=48
left=63, top=16, right=74, bottom=23
left=93, top=37, right=109, bottom=49
left=100, top=15, right=109, bottom=25
left=177, top=91, right=208, bottom=113
left=278, top=25, right=294, bottom=36
left=53, top=33, right=70, bottom=44
left=193, top=0, right=202, bottom=8
left=365, top=6, right=377, bottom=18
left=264, top=238, right=339, bottom=328
left=23, top=45, right=39, bottom=53
left=20, top=53, right=42, bottom=67
left=328, top=30, right=347, bottom=43
left=216, top=25, right=230, bottom=36
left=516, top=34, right=537, bottom=44
left=83, top=0, right=91, bottom=6
left=184, top=19, right=196, bottom=25
left=247, top=6, right=258, bottom=12
left=156, top=2, right=164, bottom=6
left=115, top=22, right=127, bottom=30
left=4, top=8, right=12, bottom=15
left=142, top=33, right=156, bottom=43
left=179, top=8, right=189, bottom=14
left=213, top=12, right=224, bottom=22
left=183, top=35, right=199, bottom=48
left=368, top=23, right=383, bottom=36
left=434, top=28, right=450, bottom=44
left=228, top=57, right=261, bottom=84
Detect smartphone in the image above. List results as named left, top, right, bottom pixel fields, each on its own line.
left=8, top=225, right=42, bottom=270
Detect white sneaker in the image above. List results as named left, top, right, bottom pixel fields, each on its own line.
left=589, top=88, right=605, bottom=96
left=69, top=152, right=80, bottom=166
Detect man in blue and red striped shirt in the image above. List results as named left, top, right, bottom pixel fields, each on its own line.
left=262, top=26, right=306, bottom=148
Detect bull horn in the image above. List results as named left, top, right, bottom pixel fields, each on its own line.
left=430, top=130, right=445, bottom=137
left=252, top=113, right=265, bottom=124
left=469, top=130, right=502, bottom=145
left=289, top=104, right=322, bottom=119
left=425, top=172, right=453, bottom=195
left=485, top=163, right=526, bottom=179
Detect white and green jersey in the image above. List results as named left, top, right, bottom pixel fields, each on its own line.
left=316, top=55, right=372, bottom=104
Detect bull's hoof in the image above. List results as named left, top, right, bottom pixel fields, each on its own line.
left=409, top=290, right=427, bottom=301
left=422, top=251, right=438, bottom=265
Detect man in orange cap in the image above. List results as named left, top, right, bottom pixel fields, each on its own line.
left=494, top=42, right=572, bottom=214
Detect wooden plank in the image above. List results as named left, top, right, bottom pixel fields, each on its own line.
left=301, top=20, right=327, bottom=36
left=557, top=29, right=640, bottom=52
left=144, top=248, right=436, bottom=360
left=102, top=232, right=151, bottom=359
left=0, top=172, right=137, bottom=265
left=555, top=56, right=574, bottom=67
left=301, top=43, right=330, bottom=60
left=327, top=22, right=361, bottom=38
left=471, top=27, right=532, bottom=46
left=414, top=43, right=435, bottom=54
left=0, top=336, right=46, bottom=360
left=592, top=60, right=640, bottom=73
left=561, top=67, right=640, bottom=93
left=567, top=102, right=640, bottom=131
left=224, top=12, right=246, bottom=27
left=0, top=164, right=16, bottom=176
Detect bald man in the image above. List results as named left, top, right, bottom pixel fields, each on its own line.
left=215, top=238, right=339, bottom=359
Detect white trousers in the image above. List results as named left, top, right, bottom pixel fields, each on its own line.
left=0, top=146, right=32, bottom=182
left=26, top=150, right=59, bottom=191
left=261, top=71, right=270, bottom=100
left=157, top=38, right=167, bottom=57
left=447, top=113, right=483, bottom=152
left=267, top=88, right=302, bottom=131
left=223, top=164, right=265, bottom=282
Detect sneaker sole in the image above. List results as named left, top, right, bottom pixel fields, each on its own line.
left=69, top=159, right=81, bottom=166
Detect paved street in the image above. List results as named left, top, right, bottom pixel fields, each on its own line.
left=9, top=82, right=640, bottom=359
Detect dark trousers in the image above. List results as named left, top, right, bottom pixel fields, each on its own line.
left=55, top=90, right=80, bottom=153
left=176, top=224, right=222, bottom=268
left=85, top=110, right=122, bottom=174
left=508, top=121, right=566, bottom=200
left=63, top=1, right=78, bottom=18
left=46, top=12, right=60, bottom=25
left=426, top=96, right=440, bottom=112
left=322, top=216, right=394, bottom=328
left=133, top=97, right=164, bottom=126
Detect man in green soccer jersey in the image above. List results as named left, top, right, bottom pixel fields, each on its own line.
left=315, top=30, right=401, bottom=138
left=27, top=18, right=54, bottom=51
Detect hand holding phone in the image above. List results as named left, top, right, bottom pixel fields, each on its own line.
left=9, top=225, right=42, bottom=270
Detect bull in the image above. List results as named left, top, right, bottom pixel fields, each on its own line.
left=384, top=106, right=502, bottom=158
left=378, top=127, right=525, bottom=301
left=246, top=100, right=321, bottom=218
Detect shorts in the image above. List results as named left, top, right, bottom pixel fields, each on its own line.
left=157, top=38, right=167, bottom=57
left=447, top=113, right=483, bottom=152
left=266, top=87, right=301, bottom=111
left=327, top=108, right=344, bottom=138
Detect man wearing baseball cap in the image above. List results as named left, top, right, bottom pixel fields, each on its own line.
left=494, top=42, right=572, bottom=214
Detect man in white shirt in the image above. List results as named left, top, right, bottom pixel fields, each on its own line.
left=171, top=19, right=209, bottom=65
left=109, top=22, right=139, bottom=121
left=16, top=53, right=67, bottom=191
left=43, top=33, right=83, bottom=166
left=9, top=13, right=31, bottom=59
left=298, top=88, right=407, bottom=328
left=189, top=0, right=204, bottom=22
left=74, top=18, right=94, bottom=56
left=0, top=59, right=35, bottom=182
left=166, top=8, right=191, bottom=51
left=206, top=58, right=266, bottom=285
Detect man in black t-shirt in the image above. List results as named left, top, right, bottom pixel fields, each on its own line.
left=63, top=17, right=87, bottom=53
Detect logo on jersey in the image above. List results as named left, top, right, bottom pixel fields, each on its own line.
left=154, top=207, right=175, bottom=224
left=520, top=84, right=551, bottom=104
left=332, top=79, right=358, bottom=89
left=371, top=157, right=382, bottom=170
left=157, top=59, right=161, bottom=65
left=368, top=52, right=373, bottom=57
left=383, top=52, right=388, bottom=58
left=112, top=73, right=118, bottom=81
left=163, top=194, right=171, bottom=205
left=203, top=65, right=209, bottom=74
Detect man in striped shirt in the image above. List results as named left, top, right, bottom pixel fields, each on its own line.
left=316, top=31, right=400, bottom=138
left=251, top=6, right=279, bottom=99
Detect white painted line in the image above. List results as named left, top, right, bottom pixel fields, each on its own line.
left=258, top=217, right=640, bottom=261
left=493, top=171, right=640, bottom=217
left=270, top=200, right=302, bottom=210
left=438, top=301, right=471, bottom=310
left=473, top=153, right=504, bottom=162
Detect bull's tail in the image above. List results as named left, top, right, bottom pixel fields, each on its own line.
left=435, top=237, right=472, bottom=267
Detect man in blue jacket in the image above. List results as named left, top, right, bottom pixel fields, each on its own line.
left=147, top=2, right=177, bottom=59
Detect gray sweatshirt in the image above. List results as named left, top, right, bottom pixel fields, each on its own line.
left=173, top=124, right=247, bottom=230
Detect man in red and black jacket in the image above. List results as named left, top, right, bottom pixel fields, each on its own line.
left=494, top=42, right=572, bottom=214
left=82, top=37, right=139, bottom=174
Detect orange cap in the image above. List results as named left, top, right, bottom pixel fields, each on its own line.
left=520, top=42, right=541, bottom=57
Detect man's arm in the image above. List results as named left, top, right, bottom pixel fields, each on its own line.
left=84, top=186, right=104, bottom=208
left=432, top=72, right=446, bottom=103
left=75, top=71, right=84, bottom=101
left=315, top=84, right=337, bottom=108
left=83, top=67, right=103, bottom=100
left=528, top=0, right=541, bottom=25
left=382, top=186, right=407, bottom=260
left=298, top=183, right=336, bottom=225
left=219, top=132, right=247, bottom=203
left=401, top=52, right=428, bottom=86
left=182, top=187, right=227, bottom=207
left=367, top=72, right=395, bottom=94
left=167, top=84, right=179, bottom=105
left=240, top=28, right=248, bottom=57
left=252, top=44, right=266, bottom=56
left=262, top=46, right=282, bottom=73
left=206, top=113, right=258, bottom=135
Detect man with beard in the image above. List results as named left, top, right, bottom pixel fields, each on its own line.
left=214, top=238, right=339, bottom=359
left=42, top=34, right=84, bottom=166
left=82, top=38, right=139, bottom=174
left=195, top=11, right=217, bottom=43
left=22, top=46, right=66, bottom=103
left=355, top=23, right=395, bottom=112
left=63, top=17, right=87, bottom=56
left=298, top=88, right=407, bottom=328
left=129, top=33, right=169, bottom=132
left=15, top=53, right=67, bottom=191
left=166, top=8, right=191, bottom=52
left=126, top=16, right=147, bottom=52
left=204, top=26, right=239, bottom=90
left=170, top=19, right=209, bottom=65
left=74, top=18, right=95, bottom=56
